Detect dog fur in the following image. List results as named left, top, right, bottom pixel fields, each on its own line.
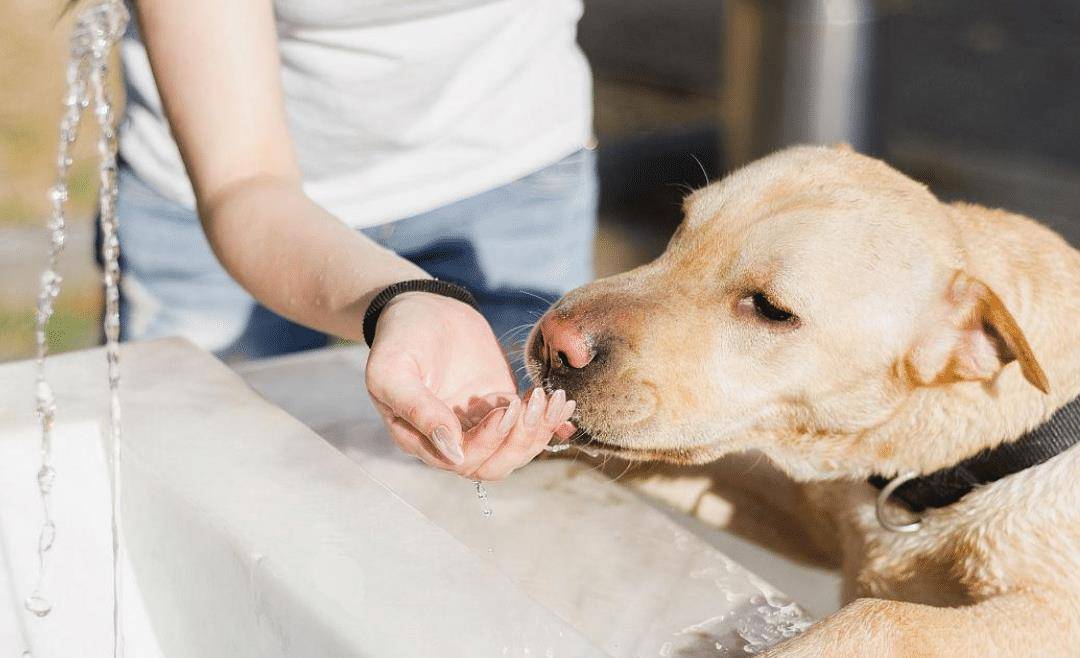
left=526, top=146, right=1080, bottom=657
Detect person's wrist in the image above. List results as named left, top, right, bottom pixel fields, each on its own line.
left=363, top=279, right=480, bottom=347
left=381, top=290, right=467, bottom=311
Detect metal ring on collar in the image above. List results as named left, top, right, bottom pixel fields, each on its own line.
left=875, top=471, right=923, bottom=533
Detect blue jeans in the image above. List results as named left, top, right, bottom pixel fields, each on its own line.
left=108, top=150, right=597, bottom=365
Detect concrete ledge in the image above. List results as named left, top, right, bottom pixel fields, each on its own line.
left=0, top=338, right=599, bottom=656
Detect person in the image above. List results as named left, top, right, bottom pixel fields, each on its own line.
left=109, top=0, right=596, bottom=480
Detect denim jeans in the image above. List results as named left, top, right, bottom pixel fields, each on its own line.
left=106, top=149, right=598, bottom=368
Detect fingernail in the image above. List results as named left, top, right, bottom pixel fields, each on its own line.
left=497, top=397, right=522, bottom=435
left=524, top=388, right=545, bottom=426
left=432, top=425, right=464, bottom=465
left=562, top=399, right=576, bottom=422
left=545, top=389, right=566, bottom=423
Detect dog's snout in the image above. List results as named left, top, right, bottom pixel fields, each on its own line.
left=539, top=313, right=594, bottom=371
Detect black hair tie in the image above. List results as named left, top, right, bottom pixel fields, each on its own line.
left=362, top=279, right=479, bottom=347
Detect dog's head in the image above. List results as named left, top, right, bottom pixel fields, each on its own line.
left=526, top=146, right=1048, bottom=478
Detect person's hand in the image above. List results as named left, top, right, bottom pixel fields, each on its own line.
left=365, top=291, right=576, bottom=480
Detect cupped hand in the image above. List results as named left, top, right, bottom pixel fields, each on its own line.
left=364, top=291, right=576, bottom=480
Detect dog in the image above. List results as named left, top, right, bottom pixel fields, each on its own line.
left=525, top=145, right=1080, bottom=657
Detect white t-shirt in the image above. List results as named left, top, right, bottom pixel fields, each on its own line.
left=120, top=0, right=593, bottom=228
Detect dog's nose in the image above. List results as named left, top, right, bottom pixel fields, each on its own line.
left=539, top=313, right=594, bottom=370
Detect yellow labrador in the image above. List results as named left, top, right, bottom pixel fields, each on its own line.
left=526, top=145, right=1080, bottom=657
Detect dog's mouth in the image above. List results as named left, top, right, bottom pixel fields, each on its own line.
left=553, top=409, right=692, bottom=463
left=565, top=426, right=621, bottom=454
left=551, top=403, right=724, bottom=466
left=547, top=403, right=632, bottom=458
left=532, top=369, right=691, bottom=462
left=531, top=369, right=664, bottom=459
left=560, top=426, right=715, bottom=465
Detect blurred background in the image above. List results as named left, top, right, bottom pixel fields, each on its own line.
left=2, top=0, right=1078, bottom=362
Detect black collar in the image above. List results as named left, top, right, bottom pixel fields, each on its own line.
left=869, top=394, right=1080, bottom=513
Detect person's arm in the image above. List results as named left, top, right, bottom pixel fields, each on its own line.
left=136, top=0, right=421, bottom=339
left=135, top=0, right=575, bottom=478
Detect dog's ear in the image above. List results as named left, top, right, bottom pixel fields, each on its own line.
left=905, top=272, right=1049, bottom=393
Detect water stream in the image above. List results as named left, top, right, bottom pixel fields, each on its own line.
left=27, top=1, right=130, bottom=656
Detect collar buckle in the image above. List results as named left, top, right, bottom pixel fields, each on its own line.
left=875, top=471, right=924, bottom=533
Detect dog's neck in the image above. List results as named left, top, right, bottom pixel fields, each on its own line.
left=869, top=393, right=1080, bottom=512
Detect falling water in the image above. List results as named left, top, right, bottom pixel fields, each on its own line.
left=27, top=2, right=130, bottom=657
left=90, top=3, right=130, bottom=656
left=24, top=7, right=88, bottom=620
left=474, top=480, right=493, bottom=517
left=474, top=437, right=590, bottom=518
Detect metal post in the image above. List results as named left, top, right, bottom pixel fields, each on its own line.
left=722, top=0, right=875, bottom=167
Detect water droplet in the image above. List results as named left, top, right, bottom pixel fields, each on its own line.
left=35, top=380, right=55, bottom=411
left=544, top=442, right=571, bottom=453
left=474, top=480, right=493, bottom=518
left=48, top=185, right=69, bottom=205
left=38, top=521, right=56, bottom=552
left=37, top=466, right=56, bottom=494
left=24, top=594, right=52, bottom=617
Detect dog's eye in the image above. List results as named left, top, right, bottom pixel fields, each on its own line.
left=751, top=293, right=796, bottom=323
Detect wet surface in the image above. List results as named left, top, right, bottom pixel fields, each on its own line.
left=240, top=346, right=818, bottom=656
